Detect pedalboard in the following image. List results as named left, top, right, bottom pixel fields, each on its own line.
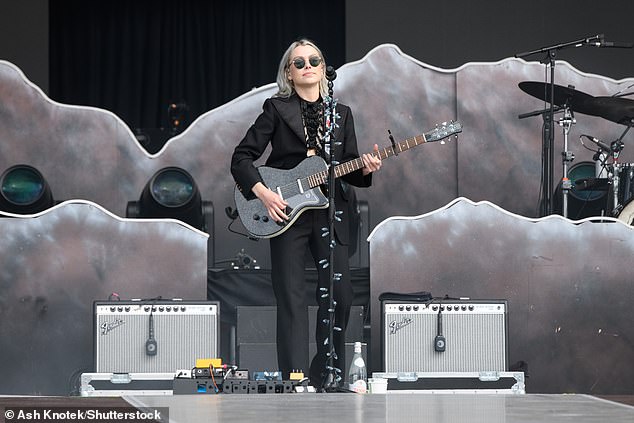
left=173, top=367, right=309, bottom=394
left=222, top=380, right=298, bottom=394
left=173, top=378, right=306, bottom=395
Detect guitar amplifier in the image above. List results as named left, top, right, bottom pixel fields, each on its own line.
left=382, top=299, right=508, bottom=373
left=94, top=300, right=218, bottom=373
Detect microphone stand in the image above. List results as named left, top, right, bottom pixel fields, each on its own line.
left=516, top=34, right=603, bottom=217
left=321, top=66, right=342, bottom=392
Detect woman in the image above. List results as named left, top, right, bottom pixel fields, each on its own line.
left=231, top=39, right=381, bottom=388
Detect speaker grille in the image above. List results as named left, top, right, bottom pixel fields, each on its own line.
left=95, top=301, right=218, bottom=373
left=383, top=301, right=507, bottom=372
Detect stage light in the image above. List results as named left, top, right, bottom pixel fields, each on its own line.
left=127, top=166, right=214, bottom=233
left=0, top=165, right=55, bottom=214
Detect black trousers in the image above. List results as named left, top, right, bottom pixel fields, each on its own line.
left=269, top=208, right=353, bottom=385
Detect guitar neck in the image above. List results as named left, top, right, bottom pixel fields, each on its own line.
left=311, top=133, right=428, bottom=185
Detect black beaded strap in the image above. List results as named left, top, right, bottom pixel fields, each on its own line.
left=301, top=99, right=324, bottom=155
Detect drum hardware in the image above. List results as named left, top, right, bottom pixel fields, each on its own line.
left=557, top=106, right=576, bottom=218
left=518, top=81, right=598, bottom=217
left=583, top=125, right=633, bottom=218
left=593, top=150, right=609, bottom=179
left=520, top=79, right=634, bottom=219
left=553, top=161, right=610, bottom=220
left=515, top=34, right=605, bottom=217
left=518, top=82, right=579, bottom=218
left=517, top=34, right=634, bottom=216
left=519, top=82, right=595, bottom=116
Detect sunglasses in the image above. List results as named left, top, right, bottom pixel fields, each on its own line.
left=291, top=56, right=323, bottom=69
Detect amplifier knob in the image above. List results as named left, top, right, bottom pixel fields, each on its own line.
left=413, top=305, right=419, bottom=311
left=405, top=305, right=411, bottom=311
left=461, top=305, right=467, bottom=311
left=398, top=305, right=404, bottom=311
left=468, top=305, right=474, bottom=311
left=432, top=305, right=438, bottom=311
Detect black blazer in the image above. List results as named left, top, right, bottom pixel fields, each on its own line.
left=231, top=93, right=372, bottom=245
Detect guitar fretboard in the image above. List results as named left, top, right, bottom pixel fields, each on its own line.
left=307, top=133, right=428, bottom=188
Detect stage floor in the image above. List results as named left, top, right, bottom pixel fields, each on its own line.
left=122, top=393, right=634, bottom=423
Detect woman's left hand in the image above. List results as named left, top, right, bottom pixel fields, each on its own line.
left=362, top=144, right=382, bottom=175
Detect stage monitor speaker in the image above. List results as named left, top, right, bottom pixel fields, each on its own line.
left=94, top=300, right=218, bottom=373
left=382, top=299, right=508, bottom=373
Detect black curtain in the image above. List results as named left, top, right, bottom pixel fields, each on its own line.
left=49, top=0, right=345, bottom=131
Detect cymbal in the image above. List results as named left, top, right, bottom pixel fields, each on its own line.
left=519, top=81, right=594, bottom=114
left=586, top=96, right=634, bottom=125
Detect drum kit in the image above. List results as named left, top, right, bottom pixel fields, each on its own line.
left=519, top=81, right=634, bottom=223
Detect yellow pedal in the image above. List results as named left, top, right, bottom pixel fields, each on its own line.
left=196, top=358, right=222, bottom=368
left=289, top=371, right=304, bottom=380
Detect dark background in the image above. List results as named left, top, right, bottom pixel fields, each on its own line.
left=2, top=0, right=633, bottom=132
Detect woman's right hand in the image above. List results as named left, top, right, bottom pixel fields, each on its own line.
left=252, top=182, right=289, bottom=223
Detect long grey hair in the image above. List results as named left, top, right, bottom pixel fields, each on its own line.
left=275, top=39, right=328, bottom=98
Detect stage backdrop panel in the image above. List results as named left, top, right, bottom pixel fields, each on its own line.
left=0, top=200, right=208, bottom=395
left=368, top=198, right=634, bottom=394
left=3, top=45, right=632, bottom=268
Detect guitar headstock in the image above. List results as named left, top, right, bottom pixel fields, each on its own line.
left=425, top=120, right=462, bottom=144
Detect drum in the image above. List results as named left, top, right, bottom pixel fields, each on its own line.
left=614, top=163, right=634, bottom=208
left=614, top=163, right=634, bottom=224
left=617, top=200, right=634, bottom=224
left=553, top=161, right=610, bottom=219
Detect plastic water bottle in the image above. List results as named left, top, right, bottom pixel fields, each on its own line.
left=348, top=341, right=367, bottom=393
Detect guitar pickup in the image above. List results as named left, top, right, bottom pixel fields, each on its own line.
left=296, top=179, right=304, bottom=193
